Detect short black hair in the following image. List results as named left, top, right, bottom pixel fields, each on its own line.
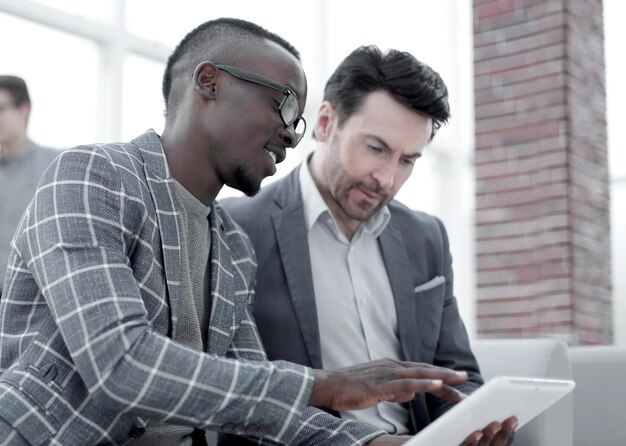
left=162, top=17, right=300, bottom=117
left=0, top=75, right=31, bottom=107
left=323, top=45, right=450, bottom=141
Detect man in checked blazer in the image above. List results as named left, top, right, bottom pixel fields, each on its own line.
left=222, top=46, right=518, bottom=446
left=0, top=20, right=471, bottom=446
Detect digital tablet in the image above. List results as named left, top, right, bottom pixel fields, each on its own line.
left=405, top=376, right=575, bottom=446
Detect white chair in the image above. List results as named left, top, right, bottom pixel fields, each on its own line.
left=569, top=346, right=626, bottom=446
left=471, top=338, right=573, bottom=446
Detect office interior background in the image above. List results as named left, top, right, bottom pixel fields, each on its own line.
left=1, top=0, right=624, bottom=345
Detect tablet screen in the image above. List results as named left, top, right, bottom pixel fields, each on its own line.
left=404, top=376, right=575, bottom=446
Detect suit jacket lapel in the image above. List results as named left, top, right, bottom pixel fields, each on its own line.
left=272, top=168, right=323, bottom=369
left=206, top=208, right=236, bottom=355
left=379, top=220, right=419, bottom=362
left=133, top=131, right=182, bottom=337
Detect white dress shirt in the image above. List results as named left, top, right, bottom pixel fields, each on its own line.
left=299, top=161, right=410, bottom=434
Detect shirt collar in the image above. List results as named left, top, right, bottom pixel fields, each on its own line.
left=299, top=156, right=329, bottom=232
left=298, top=157, right=390, bottom=239
left=173, top=179, right=211, bottom=219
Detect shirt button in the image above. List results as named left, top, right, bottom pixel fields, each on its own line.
left=129, top=426, right=145, bottom=438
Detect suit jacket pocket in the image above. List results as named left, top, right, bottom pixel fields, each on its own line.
left=414, top=278, right=445, bottom=350
left=413, top=275, right=445, bottom=293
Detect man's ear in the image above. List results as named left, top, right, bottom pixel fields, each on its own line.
left=18, top=103, right=31, bottom=121
left=192, top=61, right=218, bottom=100
left=314, top=101, right=336, bottom=142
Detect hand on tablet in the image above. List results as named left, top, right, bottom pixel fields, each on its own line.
left=460, top=416, right=518, bottom=446
left=310, top=358, right=468, bottom=411
left=364, top=417, right=518, bottom=446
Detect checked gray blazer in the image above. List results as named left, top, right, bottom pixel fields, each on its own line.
left=0, top=130, right=383, bottom=446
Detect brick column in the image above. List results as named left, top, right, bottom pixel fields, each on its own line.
left=473, top=0, right=612, bottom=344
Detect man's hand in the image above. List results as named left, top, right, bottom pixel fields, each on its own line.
left=309, top=358, right=468, bottom=411
left=460, top=416, right=518, bottom=446
left=364, top=416, right=518, bottom=446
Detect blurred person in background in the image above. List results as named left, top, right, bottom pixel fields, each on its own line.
left=0, top=75, right=59, bottom=296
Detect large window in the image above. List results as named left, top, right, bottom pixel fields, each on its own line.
left=1, top=0, right=623, bottom=343
left=0, top=11, right=99, bottom=149
left=121, top=55, right=166, bottom=140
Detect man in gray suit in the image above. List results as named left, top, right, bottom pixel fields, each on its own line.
left=0, top=21, right=470, bottom=446
left=223, top=46, right=518, bottom=445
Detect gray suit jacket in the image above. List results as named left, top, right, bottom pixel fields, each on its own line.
left=0, top=131, right=380, bottom=446
left=222, top=166, right=483, bottom=434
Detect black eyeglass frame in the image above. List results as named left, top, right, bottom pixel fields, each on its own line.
left=215, top=64, right=306, bottom=142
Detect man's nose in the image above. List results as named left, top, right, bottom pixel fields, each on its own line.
left=277, top=123, right=297, bottom=148
left=372, top=162, right=395, bottom=191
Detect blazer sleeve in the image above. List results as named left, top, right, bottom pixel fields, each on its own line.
left=425, top=216, right=483, bottom=419
left=13, top=147, right=314, bottom=444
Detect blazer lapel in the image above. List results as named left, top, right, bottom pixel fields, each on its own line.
left=133, top=131, right=181, bottom=337
left=379, top=221, right=419, bottom=362
left=272, top=168, right=323, bottom=368
left=205, top=208, right=236, bottom=356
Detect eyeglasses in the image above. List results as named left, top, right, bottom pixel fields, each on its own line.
left=214, top=64, right=307, bottom=145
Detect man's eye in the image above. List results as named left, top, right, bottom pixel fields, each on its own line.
left=401, top=158, right=415, bottom=166
left=368, top=145, right=383, bottom=153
